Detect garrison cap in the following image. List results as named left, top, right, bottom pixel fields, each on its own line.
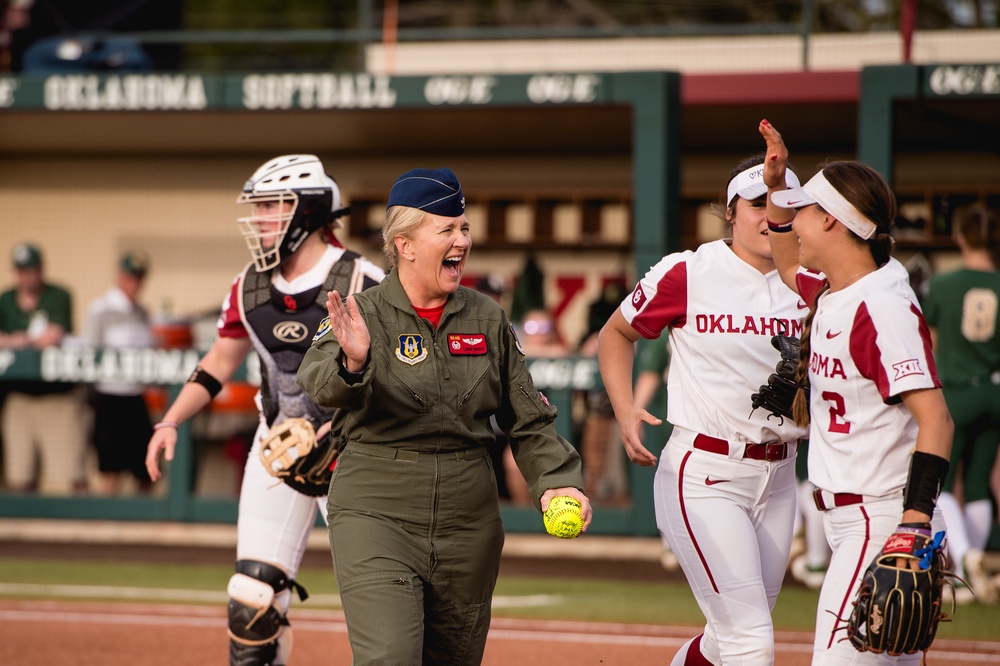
left=387, top=167, right=465, bottom=217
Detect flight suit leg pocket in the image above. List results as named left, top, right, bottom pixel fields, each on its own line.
left=337, top=570, right=424, bottom=665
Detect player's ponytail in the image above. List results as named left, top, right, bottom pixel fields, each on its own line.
left=819, top=161, right=895, bottom=267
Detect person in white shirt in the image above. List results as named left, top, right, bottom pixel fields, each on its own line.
left=84, top=250, right=155, bottom=494
left=599, top=154, right=806, bottom=665
left=759, top=119, right=953, bottom=665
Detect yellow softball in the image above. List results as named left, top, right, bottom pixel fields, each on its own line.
left=543, top=495, right=583, bottom=539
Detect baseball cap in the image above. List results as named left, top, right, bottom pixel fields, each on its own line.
left=475, top=274, right=504, bottom=297
left=387, top=168, right=465, bottom=217
left=120, top=250, right=150, bottom=277
left=727, top=164, right=800, bottom=205
left=770, top=169, right=878, bottom=240
left=12, top=243, right=42, bottom=269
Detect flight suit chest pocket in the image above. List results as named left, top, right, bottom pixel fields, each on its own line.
left=374, top=334, right=431, bottom=412
left=452, top=340, right=499, bottom=414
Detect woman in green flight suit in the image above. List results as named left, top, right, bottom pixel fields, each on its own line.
left=297, top=167, right=591, bottom=665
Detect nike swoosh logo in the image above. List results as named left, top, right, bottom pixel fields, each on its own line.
left=796, top=300, right=807, bottom=309
left=785, top=199, right=803, bottom=206
left=826, top=330, right=842, bottom=339
left=705, top=476, right=730, bottom=486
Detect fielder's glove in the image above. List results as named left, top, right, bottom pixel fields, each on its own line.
left=845, top=525, right=952, bottom=657
left=259, top=418, right=339, bottom=497
left=750, top=335, right=805, bottom=422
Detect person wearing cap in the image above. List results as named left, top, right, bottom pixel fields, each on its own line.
left=297, top=167, right=590, bottom=664
left=83, top=250, right=156, bottom=495
left=143, top=155, right=385, bottom=666
left=759, top=120, right=952, bottom=663
left=597, top=153, right=808, bottom=665
left=0, top=242, right=85, bottom=494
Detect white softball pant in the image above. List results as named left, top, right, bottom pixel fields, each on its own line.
left=811, top=495, right=944, bottom=665
left=656, top=428, right=798, bottom=665
left=236, top=420, right=327, bottom=613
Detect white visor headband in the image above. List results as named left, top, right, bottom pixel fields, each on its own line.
left=726, top=164, right=800, bottom=204
left=770, top=170, right=879, bottom=240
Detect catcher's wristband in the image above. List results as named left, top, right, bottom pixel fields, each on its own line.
left=766, top=216, right=794, bottom=233
left=153, top=421, right=179, bottom=431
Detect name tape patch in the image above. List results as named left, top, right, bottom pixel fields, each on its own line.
left=448, top=333, right=487, bottom=355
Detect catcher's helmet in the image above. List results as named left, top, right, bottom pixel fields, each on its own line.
left=237, top=154, right=346, bottom=271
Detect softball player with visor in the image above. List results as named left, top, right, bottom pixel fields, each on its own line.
left=599, top=155, right=807, bottom=665
left=759, top=119, right=953, bottom=664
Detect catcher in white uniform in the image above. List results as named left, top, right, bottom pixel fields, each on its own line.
left=599, top=156, right=807, bottom=665
left=759, top=120, right=953, bottom=664
left=145, top=155, right=384, bottom=665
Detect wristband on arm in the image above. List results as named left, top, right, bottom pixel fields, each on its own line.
left=902, top=450, right=950, bottom=516
left=187, top=365, right=223, bottom=399
left=766, top=216, right=794, bottom=233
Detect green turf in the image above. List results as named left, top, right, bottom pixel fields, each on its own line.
left=2, top=557, right=998, bottom=641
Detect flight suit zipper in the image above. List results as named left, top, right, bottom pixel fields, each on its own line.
left=459, top=363, right=490, bottom=409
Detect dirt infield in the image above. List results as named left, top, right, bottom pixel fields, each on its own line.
left=0, top=599, right=807, bottom=665
left=3, top=599, right=999, bottom=665
left=3, top=534, right=1000, bottom=665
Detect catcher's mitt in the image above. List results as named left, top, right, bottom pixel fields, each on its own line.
left=750, top=335, right=804, bottom=422
left=259, top=418, right=339, bottom=497
left=845, top=525, right=951, bottom=656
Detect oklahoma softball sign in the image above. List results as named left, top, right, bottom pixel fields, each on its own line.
left=0, top=347, right=261, bottom=386
left=43, top=74, right=209, bottom=110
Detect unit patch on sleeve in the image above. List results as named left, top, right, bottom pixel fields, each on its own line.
left=510, top=322, right=524, bottom=355
left=448, top=333, right=487, bottom=355
left=312, top=316, right=332, bottom=342
left=396, top=334, right=428, bottom=365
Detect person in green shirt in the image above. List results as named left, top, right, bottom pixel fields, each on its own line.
left=922, top=203, right=1000, bottom=605
left=297, top=167, right=590, bottom=665
left=0, top=242, right=85, bottom=494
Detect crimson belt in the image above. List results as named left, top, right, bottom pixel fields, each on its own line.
left=812, top=488, right=864, bottom=512
left=693, top=433, right=792, bottom=462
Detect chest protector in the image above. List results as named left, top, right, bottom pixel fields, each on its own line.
left=240, top=250, right=360, bottom=427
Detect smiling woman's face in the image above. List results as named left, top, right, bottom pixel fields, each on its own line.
left=790, top=204, right=828, bottom=271
left=397, top=213, right=471, bottom=306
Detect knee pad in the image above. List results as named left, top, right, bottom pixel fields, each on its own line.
left=228, top=638, right=278, bottom=666
left=228, top=627, right=293, bottom=666
left=227, top=560, right=293, bottom=649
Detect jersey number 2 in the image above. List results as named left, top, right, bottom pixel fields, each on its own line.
left=821, top=391, right=851, bottom=434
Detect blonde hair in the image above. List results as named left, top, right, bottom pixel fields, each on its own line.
left=381, top=205, right=427, bottom=269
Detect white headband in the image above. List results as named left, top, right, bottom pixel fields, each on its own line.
left=726, top=164, right=800, bottom=204
left=770, top=170, right=879, bottom=240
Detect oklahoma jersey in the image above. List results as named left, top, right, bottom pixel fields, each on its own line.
left=797, top=258, right=940, bottom=496
left=620, top=239, right=807, bottom=443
